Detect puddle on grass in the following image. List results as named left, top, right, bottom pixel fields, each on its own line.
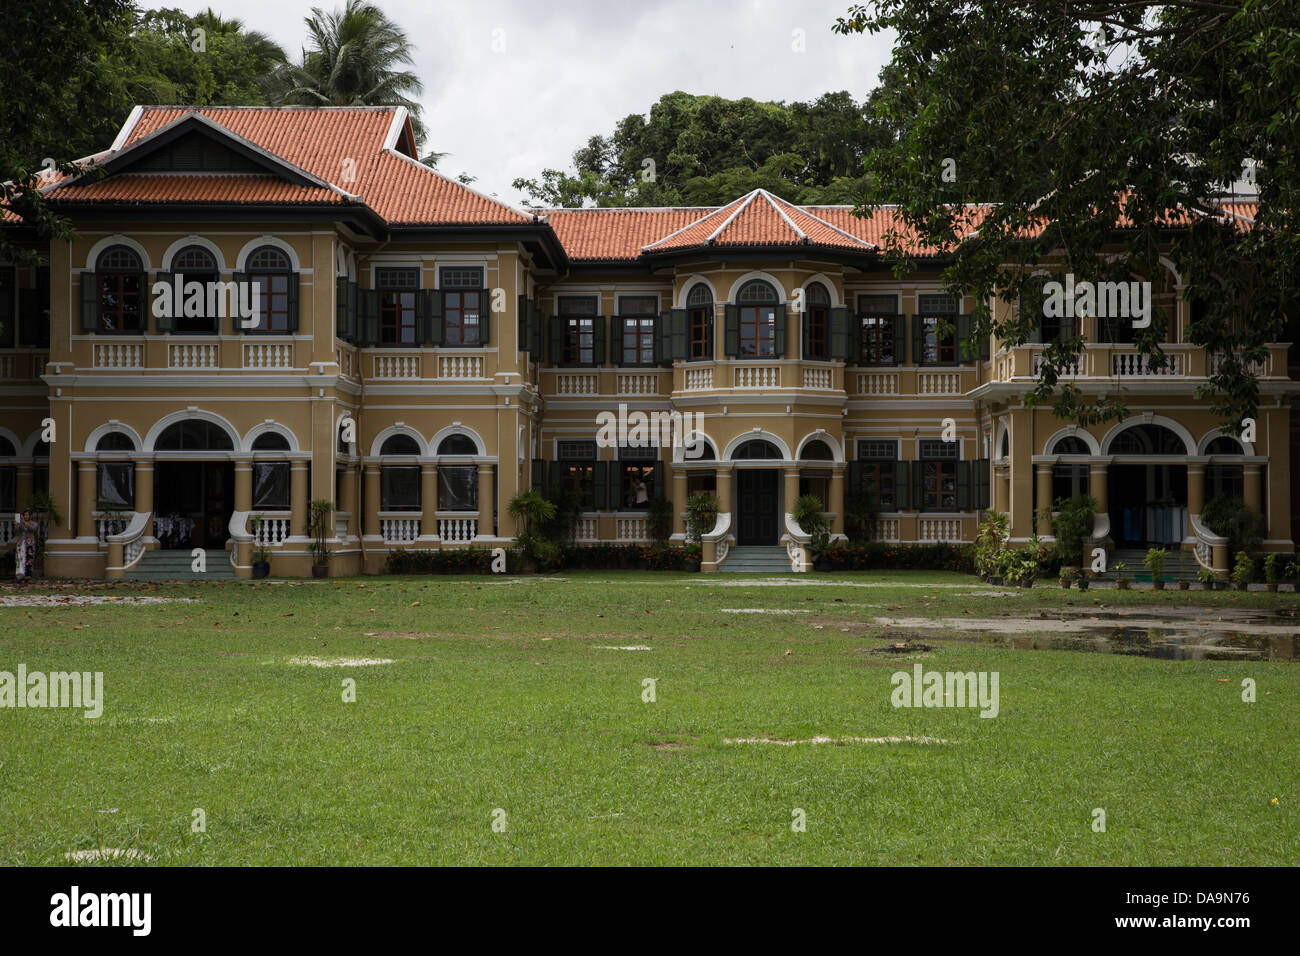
left=993, top=626, right=1299, bottom=662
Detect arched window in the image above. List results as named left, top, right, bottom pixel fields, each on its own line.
left=155, top=419, right=235, bottom=452
left=170, top=246, right=220, bottom=334
left=799, top=439, right=834, bottom=461
left=436, top=434, right=478, bottom=456
left=91, top=245, right=145, bottom=333
left=251, top=432, right=291, bottom=452
left=337, top=418, right=354, bottom=455
left=732, top=439, right=782, bottom=460
left=999, top=431, right=1010, bottom=458
left=803, top=282, right=831, bottom=360
left=379, top=434, right=421, bottom=456
left=1109, top=423, right=1184, bottom=455
left=1205, top=434, right=1246, bottom=499
left=96, top=432, right=136, bottom=452
left=1205, top=436, right=1243, bottom=455
left=245, top=245, right=296, bottom=334
left=1052, top=436, right=1090, bottom=455
left=686, top=283, right=713, bottom=360
left=733, top=280, right=780, bottom=358
left=684, top=436, right=717, bottom=461
left=0, top=437, right=16, bottom=457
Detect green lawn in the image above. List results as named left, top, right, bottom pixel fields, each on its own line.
left=0, top=571, right=1296, bottom=865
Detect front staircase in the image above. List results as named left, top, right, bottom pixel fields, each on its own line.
left=1095, top=547, right=1200, bottom=584
left=719, top=545, right=792, bottom=573
left=124, top=548, right=237, bottom=581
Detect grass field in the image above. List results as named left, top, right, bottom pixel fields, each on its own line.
left=0, top=571, right=1296, bottom=865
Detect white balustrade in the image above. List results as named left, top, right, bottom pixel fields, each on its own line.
left=381, top=517, right=420, bottom=543
left=251, top=513, right=291, bottom=546
left=615, top=517, right=649, bottom=541
left=96, top=515, right=129, bottom=544
left=857, top=372, right=898, bottom=395
left=373, top=354, right=420, bottom=379
left=576, top=517, right=599, bottom=541
left=244, top=342, right=294, bottom=369
left=438, top=354, right=484, bottom=379
left=617, top=373, right=658, bottom=395
left=919, top=518, right=963, bottom=542
left=873, top=518, right=901, bottom=542
left=169, top=343, right=219, bottom=369
left=438, top=517, right=477, bottom=542
left=802, top=366, right=833, bottom=389
left=555, top=373, right=598, bottom=395
left=918, top=371, right=961, bottom=394
left=94, top=343, right=143, bottom=369
left=685, top=367, right=714, bottom=390
left=1033, top=351, right=1087, bottom=378
left=1111, top=351, right=1184, bottom=376
left=734, top=365, right=779, bottom=388
left=0, top=522, right=13, bottom=546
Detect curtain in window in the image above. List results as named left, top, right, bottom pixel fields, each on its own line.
left=381, top=466, right=421, bottom=511
left=252, top=462, right=291, bottom=509
left=97, top=463, right=134, bottom=509
left=438, top=466, right=478, bottom=511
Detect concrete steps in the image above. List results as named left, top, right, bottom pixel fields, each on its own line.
left=1095, top=547, right=1200, bottom=582
left=720, top=546, right=792, bottom=573
left=125, top=548, right=236, bottom=581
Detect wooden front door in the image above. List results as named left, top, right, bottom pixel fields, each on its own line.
left=737, top=469, right=778, bottom=545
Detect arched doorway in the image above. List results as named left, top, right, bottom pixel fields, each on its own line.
left=152, top=419, right=236, bottom=549
left=1105, top=423, right=1189, bottom=547
left=732, top=438, right=783, bottom=545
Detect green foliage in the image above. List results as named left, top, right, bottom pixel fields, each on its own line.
left=1263, top=553, right=1280, bottom=585
left=843, top=488, right=880, bottom=544
left=825, top=542, right=973, bottom=573
left=538, top=488, right=581, bottom=544
left=973, top=510, right=1010, bottom=578
left=385, top=548, right=518, bottom=574
left=1042, top=496, right=1096, bottom=566
left=1202, top=494, right=1265, bottom=555
left=834, top=1, right=1300, bottom=430
left=269, top=0, right=426, bottom=146
left=684, top=491, right=719, bottom=546
left=646, top=496, right=673, bottom=546
left=308, top=499, right=333, bottom=565
left=1232, top=551, right=1255, bottom=587
left=511, top=90, right=893, bottom=207
left=1144, top=548, right=1168, bottom=581
left=791, top=494, right=829, bottom=536
left=1198, top=567, right=1217, bottom=586
left=507, top=489, right=555, bottom=537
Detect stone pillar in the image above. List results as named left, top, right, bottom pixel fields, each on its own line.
left=783, top=467, right=799, bottom=518
left=135, top=459, right=154, bottom=537
left=15, top=465, right=33, bottom=511
left=290, top=462, right=309, bottom=538
left=1090, top=463, right=1109, bottom=515
left=1035, top=464, right=1053, bottom=535
left=364, top=464, right=381, bottom=537
left=233, top=459, right=253, bottom=579
left=716, top=466, right=734, bottom=518
left=671, top=466, right=687, bottom=537
left=1186, top=464, right=1205, bottom=515
left=421, top=465, right=438, bottom=538
left=338, top=467, right=358, bottom=537
left=77, top=461, right=97, bottom=540
left=829, top=466, right=845, bottom=535
left=994, top=464, right=1010, bottom=514
left=477, top=464, right=494, bottom=537
left=1243, top=464, right=1263, bottom=514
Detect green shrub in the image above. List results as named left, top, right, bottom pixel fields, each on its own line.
left=1202, top=494, right=1264, bottom=556
left=684, top=492, right=719, bottom=546
left=1231, top=551, right=1254, bottom=587
left=647, top=496, right=673, bottom=546
left=385, top=548, right=520, bottom=574
left=826, top=542, right=973, bottom=573
left=843, top=488, right=880, bottom=544
left=973, top=511, right=1011, bottom=577
left=1042, top=495, right=1096, bottom=566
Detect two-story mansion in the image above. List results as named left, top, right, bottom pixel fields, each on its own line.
left=1, top=105, right=1295, bottom=577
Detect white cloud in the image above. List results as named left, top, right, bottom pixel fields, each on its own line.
left=170, top=0, right=894, bottom=205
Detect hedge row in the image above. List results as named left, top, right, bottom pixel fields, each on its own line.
left=825, top=542, right=975, bottom=572
left=384, top=544, right=697, bottom=574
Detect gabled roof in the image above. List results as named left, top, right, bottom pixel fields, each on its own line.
left=643, top=189, right=877, bottom=254
left=42, top=105, right=538, bottom=227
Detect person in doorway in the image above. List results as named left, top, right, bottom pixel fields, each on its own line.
left=634, top=478, right=649, bottom=507
left=13, top=509, right=38, bottom=584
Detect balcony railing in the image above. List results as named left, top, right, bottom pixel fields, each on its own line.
left=993, top=343, right=1289, bottom=384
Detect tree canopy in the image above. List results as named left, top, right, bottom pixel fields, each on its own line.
left=835, top=0, right=1299, bottom=429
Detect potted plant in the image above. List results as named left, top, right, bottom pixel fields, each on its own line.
left=308, top=499, right=334, bottom=578
left=1058, top=568, right=1073, bottom=588
left=647, top=495, right=673, bottom=548
left=508, top=489, right=557, bottom=573
left=1077, top=569, right=1090, bottom=591
left=682, top=543, right=702, bottom=572
left=1113, top=561, right=1131, bottom=590
left=249, top=516, right=272, bottom=579
left=1176, top=576, right=1190, bottom=591
left=1144, top=547, right=1167, bottom=590
left=974, top=511, right=1010, bottom=582
left=792, top=494, right=833, bottom=571
left=1263, top=553, right=1280, bottom=592
left=1042, top=495, right=1096, bottom=582
left=1197, top=567, right=1217, bottom=590
left=1231, top=552, right=1254, bottom=591
left=25, top=492, right=62, bottom=578
left=1287, top=558, right=1300, bottom=591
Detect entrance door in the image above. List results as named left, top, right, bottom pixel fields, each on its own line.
left=154, top=461, right=235, bottom=549
left=737, top=469, right=778, bottom=545
left=1108, top=464, right=1188, bottom=548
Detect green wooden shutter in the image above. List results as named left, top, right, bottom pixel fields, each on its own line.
left=894, top=461, right=910, bottom=510
left=911, top=461, right=924, bottom=511
left=286, top=273, right=300, bottom=332
left=724, top=305, right=739, bottom=356
left=530, top=459, right=546, bottom=491
left=615, top=315, right=628, bottom=365
left=670, top=309, right=687, bottom=360
left=889, top=316, right=904, bottom=365
left=415, top=290, right=431, bottom=344
left=549, top=315, right=563, bottom=364
left=428, top=290, right=443, bottom=346
left=592, top=316, right=606, bottom=365
left=337, top=277, right=349, bottom=339
left=531, top=304, right=544, bottom=355
left=829, top=306, right=852, bottom=360
left=652, top=460, right=665, bottom=500
left=80, top=273, right=99, bottom=331
left=912, top=315, right=925, bottom=365
left=656, top=311, right=672, bottom=364
left=230, top=272, right=249, bottom=332
left=17, top=288, right=34, bottom=346
left=772, top=304, right=786, bottom=357
left=847, top=460, right=862, bottom=506
left=957, top=460, right=971, bottom=510
left=593, top=460, right=608, bottom=510
left=801, top=309, right=812, bottom=360
left=975, top=459, right=991, bottom=510
left=153, top=273, right=174, bottom=333
left=956, top=314, right=972, bottom=363
left=361, top=289, right=379, bottom=345
left=548, top=460, right=563, bottom=498
left=478, top=290, right=490, bottom=345
left=517, top=294, right=528, bottom=351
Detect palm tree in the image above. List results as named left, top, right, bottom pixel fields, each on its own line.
left=192, top=8, right=287, bottom=69
left=271, top=0, right=426, bottom=146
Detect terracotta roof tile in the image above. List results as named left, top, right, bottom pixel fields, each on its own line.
left=50, top=172, right=346, bottom=205
left=644, top=190, right=876, bottom=253
left=539, top=207, right=710, bottom=261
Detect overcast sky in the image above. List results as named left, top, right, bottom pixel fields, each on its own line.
left=166, top=0, right=894, bottom=206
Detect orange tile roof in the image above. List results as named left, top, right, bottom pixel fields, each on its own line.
left=46, top=106, right=534, bottom=226
left=50, top=172, right=347, bottom=206
left=644, top=190, right=876, bottom=253
left=540, top=207, right=711, bottom=261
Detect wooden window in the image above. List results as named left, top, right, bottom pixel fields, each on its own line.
left=441, top=267, right=483, bottom=346
left=737, top=280, right=778, bottom=357
left=804, top=283, right=830, bottom=359
left=377, top=268, right=418, bottom=346
left=558, top=295, right=597, bottom=365
left=686, top=284, right=713, bottom=360
left=248, top=246, right=293, bottom=334
left=919, top=439, right=958, bottom=511
left=858, top=294, right=899, bottom=365
left=96, top=245, right=144, bottom=333
left=619, top=295, right=657, bottom=366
